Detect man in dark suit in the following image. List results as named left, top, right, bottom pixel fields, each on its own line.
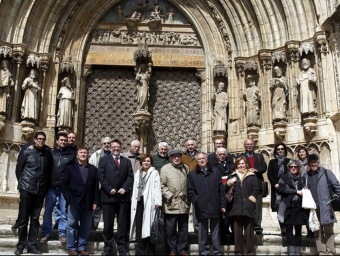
left=61, top=146, right=99, bottom=256
left=238, top=138, right=267, bottom=235
left=208, top=138, right=234, bottom=169
left=98, top=139, right=134, bottom=256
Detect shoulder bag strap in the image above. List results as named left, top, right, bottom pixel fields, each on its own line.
left=324, top=169, right=334, bottom=196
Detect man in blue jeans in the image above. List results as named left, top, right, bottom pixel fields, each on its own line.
left=61, top=146, right=100, bottom=255
left=40, top=133, right=75, bottom=244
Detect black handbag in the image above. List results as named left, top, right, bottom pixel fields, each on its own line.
left=150, top=207, right=165, bottom=245
left=262, top=181, right=269, bottom=197
left=226, top=186, right=234, bottom=203
left=324, top=170, right=340, bottom=211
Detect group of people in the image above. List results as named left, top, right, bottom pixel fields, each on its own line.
left=14, top=131, right=340, bottom=256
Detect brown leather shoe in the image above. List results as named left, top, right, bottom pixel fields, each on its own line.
left=68, top=251, right=78, bottom=255
left=78, top=250, right=89, bottom=255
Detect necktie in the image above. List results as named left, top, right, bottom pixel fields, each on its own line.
left=115, top=157, right=120, bottom=168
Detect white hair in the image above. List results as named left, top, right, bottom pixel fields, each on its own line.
left=185, top=139, right=196, bottom=146
left=158, top=142, right=168, bottom=149
left=101, top=137, right=112, bottom=143
left=195, top=152, right=207, bottom=161
left=131, top=140, right=140, bottom=146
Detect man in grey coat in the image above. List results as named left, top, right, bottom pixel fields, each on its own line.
left=305, top=154, right=340, bottom=255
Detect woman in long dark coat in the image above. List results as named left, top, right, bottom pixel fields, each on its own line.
left=267, top=143, right=290, bottom=235
left=278, top=159, right=307, bottom=256
left=226, top=156, right=259, bottom=255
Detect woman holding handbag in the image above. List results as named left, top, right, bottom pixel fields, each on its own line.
left=226, top=156, right=259, bottom=255
left=130, top=153, right=162, bottom=255
left=268, top=143, right=290, bottom=235
left=277, top=159, right=307, bottom=255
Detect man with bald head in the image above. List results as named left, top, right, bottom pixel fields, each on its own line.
left=238, top=138, right=267, bottom=235
left=182, top=139, right=199, bottom=171
left=121, top=139, right=141, bottom=173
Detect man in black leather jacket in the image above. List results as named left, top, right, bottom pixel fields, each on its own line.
left=40, top=133, right=76, bottom=244
left=15, top=131, right=53, bottom=255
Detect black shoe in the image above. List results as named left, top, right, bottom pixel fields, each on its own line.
left=14, top=248, right=23, bottom=256
left=53, top=222, right=59, bottom=229
left=27, top=247, right=42, bottom=254
left=11, top=225, right=18, bottom=236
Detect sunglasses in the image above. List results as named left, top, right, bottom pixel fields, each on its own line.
left=289, top=166, right=298, bottom=169
left=276, top=148, right=284, bottom=151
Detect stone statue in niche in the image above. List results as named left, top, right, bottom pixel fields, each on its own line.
left=116, top=5, right=124, bottom=22
left=166, top=8, right=175, bottom=23
left=57, top=77, right=74, bottom=129
left=135, top=63, right=152, bottom=112
left=243, top=75, right=261, bottom=126
left=297, top=58, right=317, bottom=116
left=212, top=82, right=228, bottom=132
left=21, top=69, right=40, bottom=120
left=149, top=5, right=161, bottom=21
left=270, top=66, right=288, bottom=121
left=0, top=59, right=14, bottom=114
left=129, top=0, right=144, bottom=21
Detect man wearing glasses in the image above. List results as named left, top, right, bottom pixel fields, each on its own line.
left=121, top=139, right=141, bottom=173
left=238, top=138, right=267, bottom=235
left=305, top=154, right=340, bottom=255
left=15, top=131, right=53, bottom=255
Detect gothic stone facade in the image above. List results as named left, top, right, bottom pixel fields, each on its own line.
left=1, top=0, right=340, bottom=207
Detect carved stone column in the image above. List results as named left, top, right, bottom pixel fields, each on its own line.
left=259, top=50, right=273, bottom=129
left=39, top=53, right=51, bottom=127
left=315, top=28, right=332, bottom=118
left=212, top=62, right=228, bottom=142
left=196, top=68, right=209, bottom=152
left=11, top=44, right=26, bottom=122
left=285, top=41, right=300, bottom=124
left=234, top=57, right=246, bottom=132
left=132, top=112, right=151, bottom=153
left=133, top=43, right=152, bottom=152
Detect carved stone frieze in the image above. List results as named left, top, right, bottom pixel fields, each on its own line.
left=12, top=45, right=26, bottom=64
left=26, top=54, right=41, bottom=69
left=298, top=42, right=315, bottom=56
left=40, top=54, right=51, bottom=72
left=0, top=46, right=12, bottom=58
left=204, top=0, right=232, bottom=64
left=196, top=69, right=206, bottom=82
left=60, top=57, right=74, bottom=74
left=272, top=50, right=286, bottom=63
left=213, top=62, right=227, bottom=78
left=235, top=58, right=246, bottom=77
left=287, top=48, right=299, bottom=64
left=244, top=60, right=258, bottom=71
left=260, top=56, right=272, bottom=71
left=91, top=29, right=200, bottom=47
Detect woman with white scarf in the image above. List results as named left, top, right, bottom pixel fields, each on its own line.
left=268, top=143, right=291, bottom=235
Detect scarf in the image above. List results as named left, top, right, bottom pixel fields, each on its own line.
left=298, top=158, right=308, bottom=176
left=289, top=172, right=300, bottom=202
left=275, top=154, right=286, bottom=177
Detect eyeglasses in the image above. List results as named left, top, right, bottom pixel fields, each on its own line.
left=36, top=138, right=46, bottom=141
left=103, top=142, right=111, bottom=145
left=218, top=153, right=226, bottom=155
left=276, top=148, right=284, bottom=151
left=289, top=166, right=298, bottom=169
